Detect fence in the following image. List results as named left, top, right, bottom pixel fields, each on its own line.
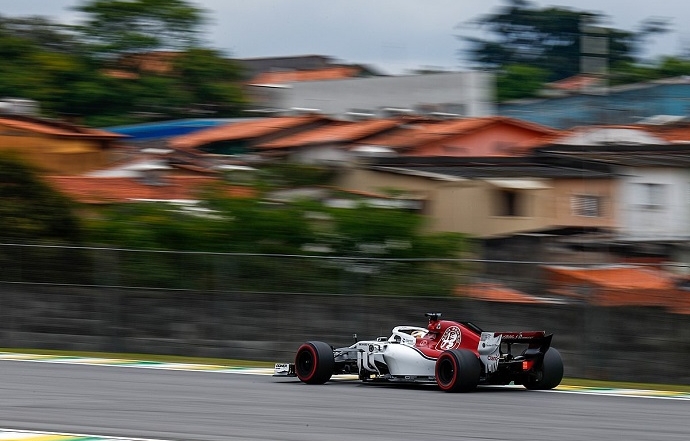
left=1, top=243, right=689, bottom=385
left=0, top=243, right=471, bottom=296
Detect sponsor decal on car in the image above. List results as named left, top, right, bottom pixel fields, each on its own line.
left=436, top=326, right=461, bottom=350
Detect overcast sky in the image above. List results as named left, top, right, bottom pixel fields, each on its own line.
left=2, top=0, right=689, bottom=74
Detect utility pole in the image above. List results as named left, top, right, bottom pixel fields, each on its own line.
left=580, top=17, right=610, bottom=124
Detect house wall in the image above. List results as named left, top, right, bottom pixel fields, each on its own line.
left=338, top=167, right=555, bottom=237
left=288, top=143, right=351, bottom=165
left=434, top=184, right=553, bottom=237
left=262, top=71, right=495, bottom=118
left=618, top=167, right=690, bottom=239
left=0, top=130, right=111, bottom=174
left=551, top=178, right=618, bottom=229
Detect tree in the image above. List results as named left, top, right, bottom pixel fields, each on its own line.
left=0, top=15, right=125, bottom=121
left=173, top=48, right=246, bottom=116
left=73, top=0, right=208, bottom=59
left=0, top=154, right=82, bottom=243
left=496, top=64, right=548, bottom=102
left=0, top=14, right=83, bottom=55
left=0, top=5, right=248, bottom=124
left=458, top=0, right=666, bottom=82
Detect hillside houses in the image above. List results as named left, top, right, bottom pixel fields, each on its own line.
left=10, top=107, right=690, bottom=242
left=158, top=115, right=690, bottom=290
left=0, top=114, right=128, bottom=175
left=9, top=60, right=690, bottom=310
left=167, top=115, right=558, bottom=161
left=17, top=110, right=690, bottom=253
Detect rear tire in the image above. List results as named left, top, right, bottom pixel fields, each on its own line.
left=435, top=349, right=481, bottom=392
left=525, top=347, right=563, bottom=390
left=295, top=341, right=335, bottom=384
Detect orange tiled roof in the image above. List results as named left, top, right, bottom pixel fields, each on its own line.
left=47, top=176, right=253, bottom=204
left=0, top=116, right=127, bottom=139
left=168, top=115, right=329, bottom=150
left=459, top=282, right=557, bottom=304
left=545, top=265, right=674, bottom=290
left=359, top=116, right=557, bottom=151
left=249, top=66, right=361, bottom=85
left=646, top=125, right=690, bottom=143
left=256, top=118, right=400, bottom=149
left=119, top=51, right=180, bottom=74
left=544, top=265, right=688, bottom=309
left=102, top=51, right=181, bottom=79
left=358, top=119, right=477, bottom=149
left=547, top=75, right=602, bottom=91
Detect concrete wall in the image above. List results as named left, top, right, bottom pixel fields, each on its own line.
left=1, top=284, right=689, bottom=385
left=260, top=71, right=495, bottom=118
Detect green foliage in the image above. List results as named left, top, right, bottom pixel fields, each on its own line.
left=655, top=57, right=690, bottom=78
left=496, top=64, right=549, bottom=102
left=325, top=204, right=420, bottom=254
left=73, top=0, right=207, bottom=58
left=78, top=187, right=471, bottom=296
left=173, top=48, right=247, bottom=116
left=460, top=0, right=673, bottom=99
left=0, top=15, right=83, bottom=55
left=413, top=232, right=469, bottom=259
left=258, top=163, right=339, bottom=188
left=84, top=196, right=314, bottom=254
left=0, top=154, right=82, bottom=243
left=213, top=197, right=314, bottom=253
left=0, top=3, right=247, bottom=124
left=460, top=1, right=640, bottom=80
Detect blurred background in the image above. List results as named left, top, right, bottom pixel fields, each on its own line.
left=2, top=0, right=690, bottom=385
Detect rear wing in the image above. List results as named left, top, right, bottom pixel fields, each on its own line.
left=493, top=331, right=553, bottom=356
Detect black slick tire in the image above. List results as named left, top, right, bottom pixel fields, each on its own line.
left=435, top=349, right=481, bottom=392
left=294, top=341, right=335, bottom=384
left=525, top=347, right=564, bottom=390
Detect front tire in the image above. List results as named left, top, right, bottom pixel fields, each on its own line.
left=525, top=347, right=564, bottom=390
left=435, top=349, right=481, bottom=392
left=295, top=341, right=335, bottom=384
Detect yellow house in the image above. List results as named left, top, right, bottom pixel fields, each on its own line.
left=0, top=114, right=128, bottom=175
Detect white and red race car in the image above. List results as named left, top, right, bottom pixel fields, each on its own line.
left=275, top=312, right=563, bottom=392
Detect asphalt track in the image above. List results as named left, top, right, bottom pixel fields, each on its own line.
left=0, top=358, right=688, bottom=441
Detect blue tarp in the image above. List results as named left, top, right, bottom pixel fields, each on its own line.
left=102, top=118, right=250, bottom=141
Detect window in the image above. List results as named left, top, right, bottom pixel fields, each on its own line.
left=637, top=183, right=665, bottom=209
left=496, top=190, right=520, bottom=216
left=571, top=194, right=602, bottom=217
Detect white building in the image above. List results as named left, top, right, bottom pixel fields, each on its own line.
left=248, top=71, right=495, bottom=119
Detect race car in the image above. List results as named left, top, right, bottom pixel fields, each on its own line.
left=274, top=312, right=563, bottom=392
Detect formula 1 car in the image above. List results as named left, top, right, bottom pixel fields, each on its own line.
left=274, top=312, right=563, bottom=392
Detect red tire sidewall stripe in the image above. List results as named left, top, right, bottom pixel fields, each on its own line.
left=296, top=343, right=318, bottom=382
left=437, top=352, right=459, bottom=391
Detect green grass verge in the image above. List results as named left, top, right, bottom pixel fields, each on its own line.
left=1, top=348, right=689, bottom=392
left=561, top=377, right=690, bottom=393
left=0, top=348, right=275, bottom=368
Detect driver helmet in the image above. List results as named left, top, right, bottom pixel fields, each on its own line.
left=411, top=329, right=427, bottom=339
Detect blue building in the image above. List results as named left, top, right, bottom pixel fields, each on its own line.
left=498, top=76, right=690, bottom=129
